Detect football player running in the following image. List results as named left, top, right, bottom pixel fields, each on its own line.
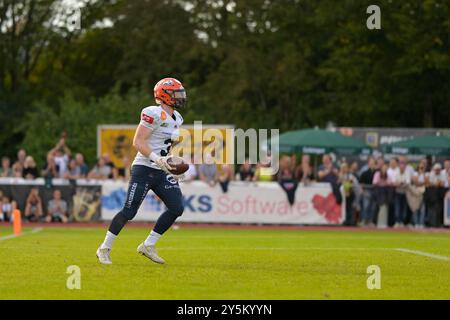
left=96, top=78, right=187, bottom=265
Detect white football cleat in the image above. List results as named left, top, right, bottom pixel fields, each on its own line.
left=96, top=247, right=112, bottom=265
left=137, top=243, right=165, bottom=264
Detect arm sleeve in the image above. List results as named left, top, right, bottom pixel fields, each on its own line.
left=139, top=107, right=161, bottom=130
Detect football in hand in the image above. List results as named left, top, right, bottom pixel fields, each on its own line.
left=166, top=156, right=189, bottom=175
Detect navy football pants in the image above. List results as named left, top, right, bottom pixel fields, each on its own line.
left=108, top=165, right=184, bottom=236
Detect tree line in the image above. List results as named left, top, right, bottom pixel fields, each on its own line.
left=1, top=0, right=449, bottom=166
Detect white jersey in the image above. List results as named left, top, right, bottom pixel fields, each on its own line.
left=132, top=105, right=183, bottom=170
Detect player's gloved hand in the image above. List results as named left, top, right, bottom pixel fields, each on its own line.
left=149, top=152, right=173, bottom=174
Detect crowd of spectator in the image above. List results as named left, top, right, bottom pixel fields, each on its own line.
left=1, top=137, right=450, bottom=227
left=1, top=139, right=132, bottom=184
left=0, top=137, right=276, bottom=187
left=273, top=154, right=450, bottom=229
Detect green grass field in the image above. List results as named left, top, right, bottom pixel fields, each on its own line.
left=0, top=225, right=449, bottom=300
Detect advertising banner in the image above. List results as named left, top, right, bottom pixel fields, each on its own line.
left=101, top=181, right=344, bottom=225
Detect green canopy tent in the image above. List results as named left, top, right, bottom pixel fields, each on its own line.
left=271, top=128, right=372, bottom=155
left=381, top=135, right=450, bottom=156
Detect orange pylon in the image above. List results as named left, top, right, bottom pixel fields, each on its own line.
left=13, top=209, right=22, bottom=236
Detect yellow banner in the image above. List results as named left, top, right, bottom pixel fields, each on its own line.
left=98, top=125, right=234, bottom=167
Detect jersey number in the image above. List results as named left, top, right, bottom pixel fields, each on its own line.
left=160, top=139, right=172, bottom=156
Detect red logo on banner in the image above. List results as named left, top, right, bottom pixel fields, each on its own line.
left=142, top=113, right=154, bottom=124
left=312, top=193, right=342, bottom=223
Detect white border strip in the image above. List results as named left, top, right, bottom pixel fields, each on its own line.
left=395, top=248, right=450, bottom=262
left=158, top=247, right=392, bottom=251
left=0, top=228, right=43, bottom=241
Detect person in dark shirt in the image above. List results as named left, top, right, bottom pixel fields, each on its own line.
left=278, top=156, right=297, bottom=205
left=317, top=154, right=338, bottom=184
left=359, top=157, right=377, bottom=226
left=23, top=156, right=39, bottom=180
left=317, top=154, right=341, bottom=204
left=238, top=159, right=256, bottom=182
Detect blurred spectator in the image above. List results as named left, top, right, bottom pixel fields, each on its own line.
left=49, top=137, right=71, bottom=178
left=425, top=163, right=446, bottom=227
left=102, top=153, right=116, bottom=179
left=255, top=151, right=274, bottom=182
left=255, top=162, right=274, bottom=182
left=65, top=159, right=82, bottom=181
left=0, top=157, right=13, bottom=177
left=418, top=158, right=428, bottom=172
left=338, top=162, right=359, bottom=226
left=373, top=164, right=393, bottom=186
left=375, top=157, right=385, bottom=171
left=357, top=156, right=371, bottom=176
left=444, top=159, right=450, bottom=174
left=426, top=163, right=446, bottom=187
left=1, top=194, right=15, bottom=222
left=317, top=154, right=341, bottom=203
left=12, top=161, right=24, bottom=178
left=88, top=158, right=112, bottom=180
left=24, top=187, right=44, bottom=222
left=75, top=153, right=89, bottom=178
left=295, top=155, right=315, bottom=185
left=399, top=156, right=415, bottom=176
left=277, top=156, right=297, bottom=205
left=425, top=155, right=433, bottom=172
left=13, top=149, right=27, bottom=169
left=199, top=154, right=219, bottom=187
left=42, top=153, right=59, bottom=188
left=387, top=158, right=399, bottom=182
left=45, top=189, right=68, bottom=223
left=392, top=159, right=412, bottom=228
left=317, top=154, right=338, bottom=183
left=23, top=156, right=39, bottom=180
left=445, top=159, right=450, bottom=188
left=219, top=164, right=233, bottom=193
left=408, top=162, right=427, bottom=229
left=238, top=159, right=256, bottom=182
left=117, top=157, right=131, bottom=181
left=359, top=157, right=377, bottom=227
left=349, top=161, right=360, bottom=180
left=373, top=164, right=393, bottom=228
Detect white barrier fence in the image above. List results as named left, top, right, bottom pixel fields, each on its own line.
left=101, top=181, right=345, bottom=225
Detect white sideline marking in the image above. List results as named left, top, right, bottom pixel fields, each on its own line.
left=0, top=228, right=43, bottom=241
left=159, top=247, right=392, bottom=251
left=395, top=248, right=450, bottom=262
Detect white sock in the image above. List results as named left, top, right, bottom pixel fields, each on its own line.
left=144, top=230, right=161, bottom=247
left=100, top=231, right=117, bottom=249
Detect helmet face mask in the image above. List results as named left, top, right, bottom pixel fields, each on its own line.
left=166, top=89, right=187, bottom=109
left=154, top=78, right=187, bottom=109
